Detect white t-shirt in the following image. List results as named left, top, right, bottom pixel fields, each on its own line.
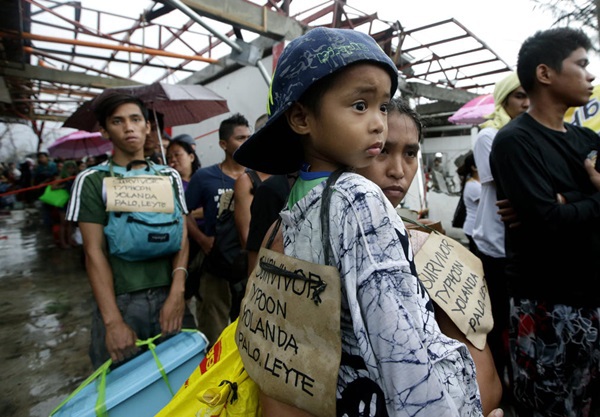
left=472, top=127, right=505, bottom=258
left=11, top=167, right=22, bottom=181
left=462, top=179, right=481, bottom=237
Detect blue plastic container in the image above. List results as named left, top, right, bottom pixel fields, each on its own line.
left=52, top=331, right=208, bottom=417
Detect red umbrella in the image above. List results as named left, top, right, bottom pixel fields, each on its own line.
left=63, top=82, right=230, bottom=131
left=448, top=94, right=495, bottom=125
left=48, top=130, right=112, bottom=159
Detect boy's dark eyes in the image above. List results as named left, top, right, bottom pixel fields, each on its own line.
left=353, top=102, right=367, bottom=111
left=352, top=102, right=389, bottom=112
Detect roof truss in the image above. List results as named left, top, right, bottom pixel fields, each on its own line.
left=1, top=0, right=512, bottom=129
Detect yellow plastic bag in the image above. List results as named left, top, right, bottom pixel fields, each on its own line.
left=156, top=319, right=261, bottom=417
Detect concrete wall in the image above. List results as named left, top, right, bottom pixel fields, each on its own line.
left=420, top=127, right=478, bottom=194
left=171, top=55, right=273, bottom=168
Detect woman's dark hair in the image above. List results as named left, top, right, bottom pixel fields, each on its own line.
left=388, top=97, right=424, bottom=142
left=457, top=152, right=476, bottom=189
left=167, top=139, right=200, bottom=174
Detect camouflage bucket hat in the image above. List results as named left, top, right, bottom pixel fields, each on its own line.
left=234, top=27, right=399, bottom=174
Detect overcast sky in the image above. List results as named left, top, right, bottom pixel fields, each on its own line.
left=357, top=0, right=572, bottom=70
left=327, top=0, right=597, bottom=80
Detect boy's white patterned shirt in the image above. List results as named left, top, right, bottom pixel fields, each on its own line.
left=280, top=172, right=483, bottom=417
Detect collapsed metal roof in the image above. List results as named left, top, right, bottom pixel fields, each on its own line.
left=1, top=0, right=513, bottom=134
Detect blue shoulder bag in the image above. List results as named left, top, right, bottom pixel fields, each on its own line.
left=91, top=159, right=184, bottom=262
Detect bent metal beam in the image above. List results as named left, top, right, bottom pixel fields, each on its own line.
left=1, top=31, right=221, bottom=65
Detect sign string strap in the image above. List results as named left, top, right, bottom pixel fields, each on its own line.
left=320, top=168, right=345, bottom=265
left=400, top=216, right=441, bottom=235
left=258, top=168, right=345, bottom=306
left=258, top=261, right=327, bottom=305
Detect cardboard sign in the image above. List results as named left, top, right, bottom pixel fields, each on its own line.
left=104, top=176, right=174, bottom=213
left=236, top=247, right=341, bottom=417
left=217, top=189, right=234, bottom=217
left=414, top=232, right=493, bottom=350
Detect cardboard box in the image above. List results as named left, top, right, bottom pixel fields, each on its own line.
left=52, top=331, right=208, bottom=417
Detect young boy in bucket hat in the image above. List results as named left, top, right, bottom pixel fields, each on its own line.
left=235, top=27, right=489, bottom=417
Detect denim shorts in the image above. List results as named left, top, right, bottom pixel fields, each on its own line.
left=89, top=286, right=196, bottom=369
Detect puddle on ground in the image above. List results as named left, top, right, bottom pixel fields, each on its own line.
left=0, top=209, right=94, bottom=417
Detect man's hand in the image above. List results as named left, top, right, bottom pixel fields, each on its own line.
left=105, top=320, right=139, bottom=364
left=200, top=235, right=215, bottom=255
left=185, top=214, right=214, bottom=254
left=497, top=192, right=568, bottom=229
left=584, top=158, right=600, bottom=190
left=159, top=292, right=185, bottom=336
left=496, top=199, right=520, bottom=229
left=191, top=207, right=204, bottom=220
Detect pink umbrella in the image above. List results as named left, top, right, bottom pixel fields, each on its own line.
left=448, top=93, right=495, bottom=125
left=48, top=130, right=112, bottom=159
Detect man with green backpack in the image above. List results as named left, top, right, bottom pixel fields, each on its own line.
left=66, top=93, right=195, bottom=369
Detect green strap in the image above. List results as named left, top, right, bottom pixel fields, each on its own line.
left=135, top=333, right=174, bottom=396
left=94, top=361, right=110, bottom=417
left=49, top=329, right=198, bottom=417
left=49, top=359, right=112, bottom=417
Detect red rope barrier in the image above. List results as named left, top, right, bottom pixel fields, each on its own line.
left=0, top=176, right=77, bottom=198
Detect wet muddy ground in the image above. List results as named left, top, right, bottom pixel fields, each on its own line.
left=0, top=208, right=94, bottom=417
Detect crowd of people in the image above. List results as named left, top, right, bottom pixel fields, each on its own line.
left=6, top=24, right=598, bottom=417
left=0, top=152, right=107, bottom=247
